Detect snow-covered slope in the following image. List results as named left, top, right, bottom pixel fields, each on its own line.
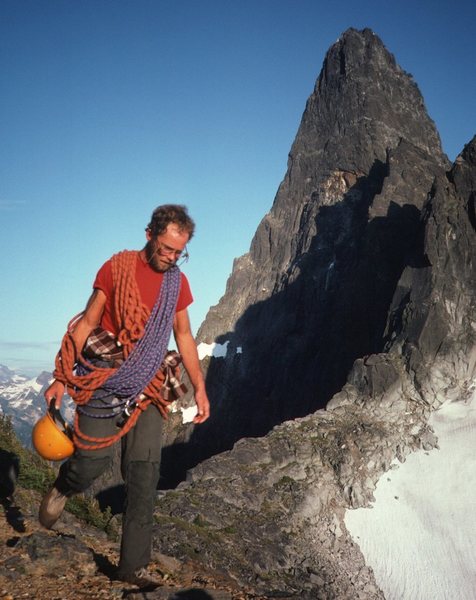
left=345, top=390, right=476, bottom=600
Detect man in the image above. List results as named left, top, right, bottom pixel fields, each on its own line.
left=40, top=204, right=210, bottom=588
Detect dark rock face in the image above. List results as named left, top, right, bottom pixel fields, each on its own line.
left=175, top=28, right=449, bottom=460
left=155, top=29, right=476, bottom=598
left=385, top=135, right=476, bottom=406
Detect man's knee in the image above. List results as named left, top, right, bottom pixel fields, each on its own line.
left=57, top=453, right=112, bottom=495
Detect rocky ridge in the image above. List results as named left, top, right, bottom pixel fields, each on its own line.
left=154, top=355, right=437, bottom=598
left=0, top=484, right=248, bottom=599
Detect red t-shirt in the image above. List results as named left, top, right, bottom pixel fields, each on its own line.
left=93, top=254, right=193, bottom=336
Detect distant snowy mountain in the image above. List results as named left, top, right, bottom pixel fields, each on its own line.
left=0, top=364, right=74, bottom=447
left=0, top=364, right=17, bottom=384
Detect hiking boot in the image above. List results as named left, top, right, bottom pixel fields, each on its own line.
left=117, top=566, right=162, bottom=589
left=39, top=486, right=67, bottom=529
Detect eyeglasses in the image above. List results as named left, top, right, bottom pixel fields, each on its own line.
left=155, top=240, right=189, bottom=266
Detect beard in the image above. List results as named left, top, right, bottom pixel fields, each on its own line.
left=144, top=240, right=173, bottom=272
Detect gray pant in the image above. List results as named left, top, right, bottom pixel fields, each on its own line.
left=56, top=397, right=163, bottom=575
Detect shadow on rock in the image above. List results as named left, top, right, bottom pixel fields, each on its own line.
left=93, top=550, right=117, bottom=579
left=95, top=483, right=125, bottom=514
left=0, top=449, right=25, bottom=533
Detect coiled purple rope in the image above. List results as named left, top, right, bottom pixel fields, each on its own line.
left=78, top=266, right=181, bottom=417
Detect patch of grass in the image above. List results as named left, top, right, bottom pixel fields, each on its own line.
left=193, top=514, right=212, bottom=528
left=66, top=496, right=116, bottom=534
left=220, top=525, right=237, bottom=535
left=0, top=413, right=56, bottom=494
left=155, top=513, right=222, bottom=542
left=0, top=414, right=117, bottom=535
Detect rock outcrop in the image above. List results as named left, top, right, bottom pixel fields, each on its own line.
left=155, top=28, right=476, bottom=598
left=385, top=137, right=476, bottom=407
left=0, top=482, right=244, bottom=599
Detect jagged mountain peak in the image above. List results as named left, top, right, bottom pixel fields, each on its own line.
left=0, top=364, right=16, bottom=384
left=199, top=28, right=447, bottom=342
left=181, top=28, right=454, bottom=461
left=294, top=27, right=446, bottom=178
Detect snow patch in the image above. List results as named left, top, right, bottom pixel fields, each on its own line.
left=26, top=377, right=43, bottom=393
left=197, top=341, right=229, bottom=360
left=167, top=401, right=197, bottom=424
left=197, top=341, right=244, bottom=360
left=345, top=393, right=476, bottom=600
left=181, top=405, right=198, bottom=424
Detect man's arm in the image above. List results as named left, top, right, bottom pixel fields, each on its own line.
left=173, top=309, right=210, bottom=424
left=45, top=289, right=107, bottom=408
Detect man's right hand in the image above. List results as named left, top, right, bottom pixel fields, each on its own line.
left=45, top=380, right=66, bottom=409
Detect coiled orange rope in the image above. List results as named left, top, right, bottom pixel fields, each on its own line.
left=54, top=250, right=173, bottom=450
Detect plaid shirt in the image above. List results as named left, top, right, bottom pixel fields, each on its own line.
left=83, top=327, right=187, bottom=401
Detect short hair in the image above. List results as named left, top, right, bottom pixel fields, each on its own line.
left=147, top=204, right=195, bottom=240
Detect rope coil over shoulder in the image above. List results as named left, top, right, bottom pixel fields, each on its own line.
left=54, top=250, right=184, bottom=450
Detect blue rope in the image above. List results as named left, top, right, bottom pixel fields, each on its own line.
left=77, top=266, right=181, bottom=418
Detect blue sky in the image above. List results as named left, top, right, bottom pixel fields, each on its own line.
left=1, top=0, right=475, bottom=375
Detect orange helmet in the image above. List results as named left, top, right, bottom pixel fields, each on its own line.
left=32, top=405, right=74, bottom=461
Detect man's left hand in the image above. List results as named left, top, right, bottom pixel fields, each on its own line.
left=193, top=387, right=210, bottom=424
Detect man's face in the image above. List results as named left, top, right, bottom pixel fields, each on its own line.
left=145, top=223, right=190, bottom=272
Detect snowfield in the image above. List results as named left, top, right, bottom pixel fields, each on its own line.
left=345, top=392, right=476, bottom=600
